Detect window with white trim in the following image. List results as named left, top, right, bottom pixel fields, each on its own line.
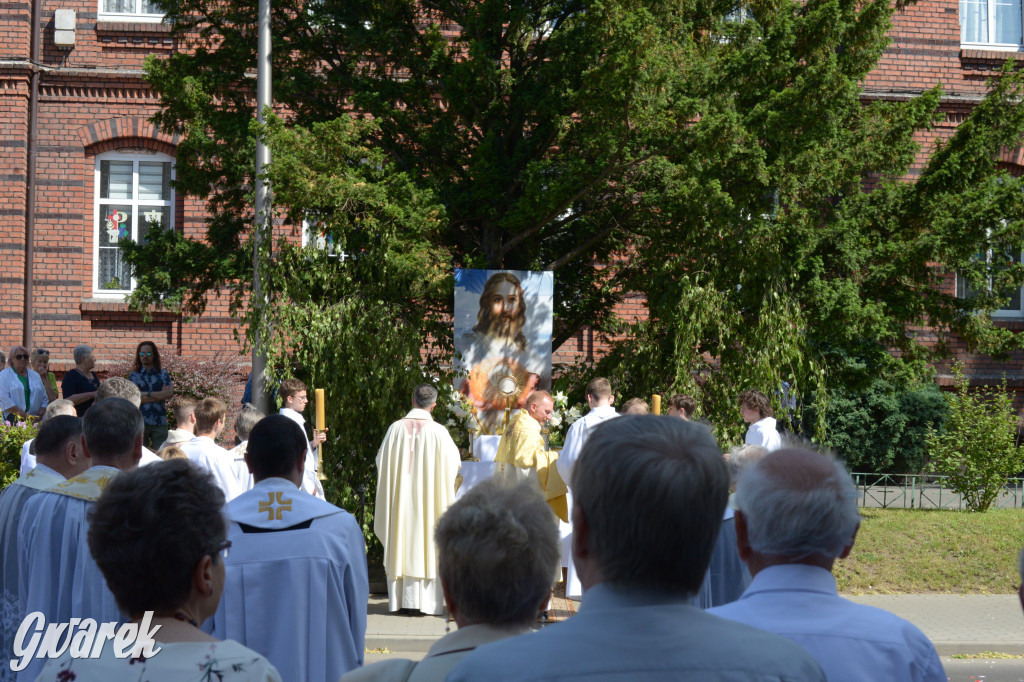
left=956, top=243, right=1024, bottom=317
left=98, top=0, right=163, bottom=23
left=960, top=0, right=1023, bottom=48
left=93, top=152, right=174, bottom=295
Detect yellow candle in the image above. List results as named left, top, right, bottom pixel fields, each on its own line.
left=652, top=394, right=661, bottom=415
left=315, top=388, right=326, bottom=430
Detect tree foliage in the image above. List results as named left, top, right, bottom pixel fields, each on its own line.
left=132, top=0, right=1024, bottom=473
left=248, top=114, right=452, bottom=539
left=926, top=364, right=1023, bottom=512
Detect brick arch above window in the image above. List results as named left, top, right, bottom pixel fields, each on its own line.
left=77, top=117, right=179, bottom=151
left=997, top=146, right=1024, bottom=174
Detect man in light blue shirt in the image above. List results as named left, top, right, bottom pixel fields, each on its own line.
left=709, top=448, right=945, bottom=682
left=448, top=416, right=826, bottom=682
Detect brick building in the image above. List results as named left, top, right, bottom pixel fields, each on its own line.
left=1, top=0, right=1022, bottom=387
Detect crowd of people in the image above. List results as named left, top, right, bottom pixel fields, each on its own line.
left=0, top=356, right=996, bottom=681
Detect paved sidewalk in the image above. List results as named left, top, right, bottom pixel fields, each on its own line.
left=364, top=592, right=1024, bottom=665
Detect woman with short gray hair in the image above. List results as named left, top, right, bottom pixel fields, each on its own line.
left=36, top=459, right=281, bottom=681
left=62, top=343, right=100, bottom=416
left=342, top=479, right=559, bottom=682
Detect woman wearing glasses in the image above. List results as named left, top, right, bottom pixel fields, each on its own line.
left=0, top=344, right=48, bottom=422
left=36, top=459, right=282, bottom=681
left=30, top=348, right=58, bottom=403
left=129, top=340, right=174, bottom=449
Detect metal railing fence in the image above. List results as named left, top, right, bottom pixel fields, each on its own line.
left=851, top=473, right=1024, bottom=510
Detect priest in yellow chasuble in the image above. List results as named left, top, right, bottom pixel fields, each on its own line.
left=374, top=384, right=462, bottom=615
left=494, top=390, right=568, bottom=523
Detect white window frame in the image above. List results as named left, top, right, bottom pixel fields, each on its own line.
left=960, top=0, right=1024, bottom=50
left=97, top=0, right=164, bottom=23
left=92, top=151, right=175, bottom=297
left=956, top=240, right=1024, bottom=318
left=302, top=216, right=351, bottom=260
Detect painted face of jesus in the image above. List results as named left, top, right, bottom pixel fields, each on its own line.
left=485, top=281, right=523, bottom=340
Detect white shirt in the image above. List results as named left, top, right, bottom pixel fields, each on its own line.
left=0, top=367, right=47, bottom=419
left=179, top=435, right=245, bottom=502
left=280, top=407, right=325, bottom=498
left=745, top=416, right=782, bottom=451
left=709, top=564, right=945, bottom=682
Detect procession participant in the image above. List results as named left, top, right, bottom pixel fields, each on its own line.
left=36, top=459, right=282, bottom=681
left=17, top=398, right=143, bottom=681
left=374, top=384, right=461, bottom=615
left=343, top=480, right=558, bottom=682
left=18, top=399, right=76, bottom=477
left=92, top=377, right=162, bottom=466
left=493, top=390, right=567, bottom=523
left=158, top=395, right=198, bottom=450
left=229, top=403, right=264, bottom=492
left=211, top=415, right=367, bottom=682
left=449, top=417, right=826, bottom=682
left=278, top=378, right=326, bottom=497
left=619, top=397, right=649, bottom=415
left=557, top=377, right=618, bottom=599
left=710, top=448, right=944, bottom=681
left=179, top=397, right=244, bottom=502
left=0, top=416, right=86, bottom=682
left=739, top=389, right=782, bottom=451
left=0, top=345, right=47, bottom=422
left=666, top=393, right=696, bottom=420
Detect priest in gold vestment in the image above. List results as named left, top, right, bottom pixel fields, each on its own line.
left=494, top=390, right=568, bottom=523
left=375, top=384, right=462, bottom=615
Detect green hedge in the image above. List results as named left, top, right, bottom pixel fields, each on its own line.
left=807, top=380, right=948, bottom=474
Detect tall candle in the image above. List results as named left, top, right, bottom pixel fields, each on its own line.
left=315, top=388, right=326, bottom=430
left=652, top=394, right=661, bottom=416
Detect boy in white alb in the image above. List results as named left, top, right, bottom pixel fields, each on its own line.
left=739, top=389, right=782, bottom=451
left=278, top=378, right=326, bottom=497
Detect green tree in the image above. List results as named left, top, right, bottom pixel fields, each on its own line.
left=247, top=114, right=453, bottom=539
left=131, top=0, right=1024, bottom=464
left=926, top=364, right=1023, bottom=512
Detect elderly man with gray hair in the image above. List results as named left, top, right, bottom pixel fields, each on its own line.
left=449, top=416, right=825, bottom=682
left=375, top=383, right=461, bottom=615
left=709, top=448, right=945, bottom=681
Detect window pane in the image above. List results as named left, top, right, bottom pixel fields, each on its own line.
left=138, top=162, right=171, bottom=201
left=138, top=206, right=169, bottom=242
left=140, top=0, right=163, bottom=13
left=103, top=0, right=133, bottom=12
left=100, top=161, right=133, bottom=200
left=961, top=0, right=990, bottom=41
left=994, top=0, right=1023, bottom=43
left=98, top=204, right=132, bottom=290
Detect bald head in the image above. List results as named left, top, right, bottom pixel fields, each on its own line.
left=524, top=390, right=553, bottom=425
left=734, top=448, right=860, bottom=562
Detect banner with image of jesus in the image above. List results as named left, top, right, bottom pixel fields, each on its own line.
left=454, top=269, right=553, bottom=435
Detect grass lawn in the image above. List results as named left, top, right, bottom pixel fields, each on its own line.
left=834, top=508, right=1024, bottom=594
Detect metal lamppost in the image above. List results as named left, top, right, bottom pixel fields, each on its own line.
left=252, top=0, right=272, bottom=413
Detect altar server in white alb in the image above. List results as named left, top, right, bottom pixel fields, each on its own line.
left=17, top=398, right=142, bottom=682
left=556, top=377, right=618, bottom=600
left=739, top=389, right=782, bottom=451
left=211, top=414, right=368, bottom=682
left=278, top=377, right=327, bottom=498
left=180, top=397, right=245, bottom=502
left=374, top=383, right=461, bottom=615
left=0, top=416, right=87, bottom=682
left=709, top=448, right=945, bottom=681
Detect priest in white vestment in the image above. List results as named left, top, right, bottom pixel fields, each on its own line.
left=179, top=397, right=244, bottom=501
left=0, top=416, right=87, bottom=682
left=557, top=378, right=619, bottom=600
left=278, top=378, right=326, bottom=498
left=374, top=384, right=461, bottom=615
left=16, top=399, right=142, bottom=681
left=211, top=414, right=368, bottom=682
